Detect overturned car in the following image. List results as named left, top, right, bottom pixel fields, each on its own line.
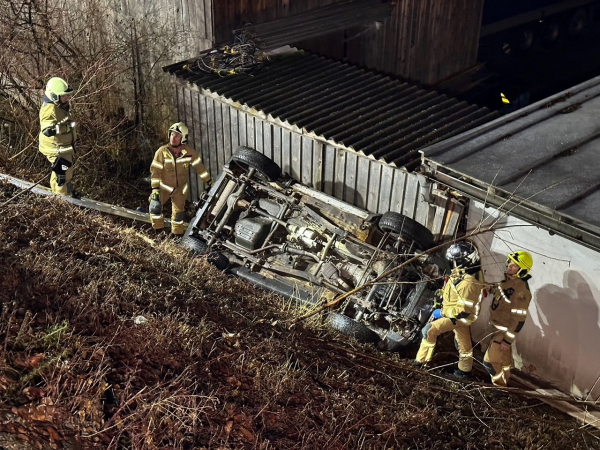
left=182, top=147, right=450, bottom=351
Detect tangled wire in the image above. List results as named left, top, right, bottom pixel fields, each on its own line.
left=186, top=25, right=268, bottom=77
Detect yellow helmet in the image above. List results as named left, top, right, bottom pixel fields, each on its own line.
left=168, top=122, right=189, bottom=144
left=45, top=77, right=73, bottom=103
left=506, top=250, right=533, bottom=278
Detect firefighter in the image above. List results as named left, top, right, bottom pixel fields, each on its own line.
left=39, top=77, right=78, bottom=197
left=483, top=250, right=533, bottom=387
left=414, top=240, right=485, bottom=379
left=149, top=122, right=212, bottom=235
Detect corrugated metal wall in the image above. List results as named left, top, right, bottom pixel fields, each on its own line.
left=176, top=85, right=463, bottom=241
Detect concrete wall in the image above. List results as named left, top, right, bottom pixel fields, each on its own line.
left=468, top=200, right=600, bottom=400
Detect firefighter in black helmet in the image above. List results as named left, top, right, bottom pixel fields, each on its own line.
left=414, top=240, right=486, bottom=379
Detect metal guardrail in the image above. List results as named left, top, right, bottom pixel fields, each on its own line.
left=0, top=173, right=183, bottom=228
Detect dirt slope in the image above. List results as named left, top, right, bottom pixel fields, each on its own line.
left=1, top=183, right=599, bottom=450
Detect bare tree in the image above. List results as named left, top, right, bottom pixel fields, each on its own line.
left=0, top=0, right=188, bottom=201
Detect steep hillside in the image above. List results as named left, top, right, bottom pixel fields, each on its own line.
left=1, top=183, right=599, bottom=449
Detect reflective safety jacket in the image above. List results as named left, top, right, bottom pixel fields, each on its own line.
left=150, top=144, right=211, bottom=197
left=489, top=276, right=532, bottom=345
left=39, top=99, right=76, bottom=157
left=441, top=268, right=485, bottom=326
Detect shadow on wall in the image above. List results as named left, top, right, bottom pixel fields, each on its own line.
left=526, top=270, right=600, bottom=400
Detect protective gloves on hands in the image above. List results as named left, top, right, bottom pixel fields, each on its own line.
left=149, top=189, right=162, bottom=215
left=432, top=309, right=443, bottom=320
left=42, top=127, right=57, bottom=137
left=149, top=189, right=160, bottom=202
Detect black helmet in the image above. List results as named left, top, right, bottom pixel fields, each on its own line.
left=445, top=241, right=480, bottom=269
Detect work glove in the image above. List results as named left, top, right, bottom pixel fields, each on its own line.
left=149, top=189, right=162, bottom=215
left=432, top=309, right=442, bottom=320
left=51, top=157, right=73, bottom=187
left=149, top=189, right=160, bottom=202
left=42, top=127, right=57, bottom=137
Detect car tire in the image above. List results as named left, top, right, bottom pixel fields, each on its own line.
left=378, top=212, right=434, bottom=250
left=513, top=28, right=534, bottom=53
left=181, top=235, right=230, bottom=270
left=231, top=146, right=282, bottom=181
left=328, top=312, right=380, bottom=344
left=568, top=8, right=588, bottom=39
left=541, top=21, right=560, bottom=46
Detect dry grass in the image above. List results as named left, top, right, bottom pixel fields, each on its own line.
left=1, top=182, right=600, bottom=450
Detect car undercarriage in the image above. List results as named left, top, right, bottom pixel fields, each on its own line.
left=182, top=147, right=450, bottom=351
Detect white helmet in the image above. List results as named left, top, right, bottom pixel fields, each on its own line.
left=168, top=122, right=189, bottom=144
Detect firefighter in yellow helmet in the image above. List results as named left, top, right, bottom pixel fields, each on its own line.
left=38, top=77, right=79, bottom=196
left=414, top=240, right=486, bottom=379
left=483, top=250, right=533, bottom=386
left=149, top=122, right=212, bottom=235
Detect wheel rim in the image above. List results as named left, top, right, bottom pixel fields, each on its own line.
left=543, top=23, right=559, bottom=43
left=517, top=29, right=534, bottom=52
left=569, top=10, right=587, bottom=37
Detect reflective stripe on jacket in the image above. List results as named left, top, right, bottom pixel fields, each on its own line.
left=441, top=269, right=485, bottom=326
left=39, top=101, right=76, bottom=157
left=489, top=276, right=532, bottom=345
left=150, top=144, right=210, bottom=194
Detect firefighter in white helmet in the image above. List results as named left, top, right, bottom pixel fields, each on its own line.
left=414, top=240, right=486, bottom=379
left=483, top=250, right=533, bottom=386
left=38, top=77, right=79, bottom=197
left=149, top=122, right=212, bottom=235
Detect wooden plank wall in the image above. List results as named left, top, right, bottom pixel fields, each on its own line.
left=177, top=86, right=462, bottom=238
left=344, top=0, right=485, bottom=85
left=210, top=0, right=483, bottom=86
left=110, top=0, right=213, bottom=57
left=212, top=0, right=340, bottom=44
left=178, top=0, right=214, bottom=56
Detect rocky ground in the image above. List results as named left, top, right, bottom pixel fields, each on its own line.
left=1, top=182, right=600, bottom=450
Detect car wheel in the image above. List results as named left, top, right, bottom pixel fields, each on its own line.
left=513, top=28, right=534, bottom=53
left=541, top=21, right=560, bottom=46
left=231, top=146, right=282, bottom=182
left=568, top=8, right=587, bottom=39
left=181, top=235, right=230, bottom=270
left=328, top=312, right=380, bottom=344
left=378, top=212, right=434, bottom=250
